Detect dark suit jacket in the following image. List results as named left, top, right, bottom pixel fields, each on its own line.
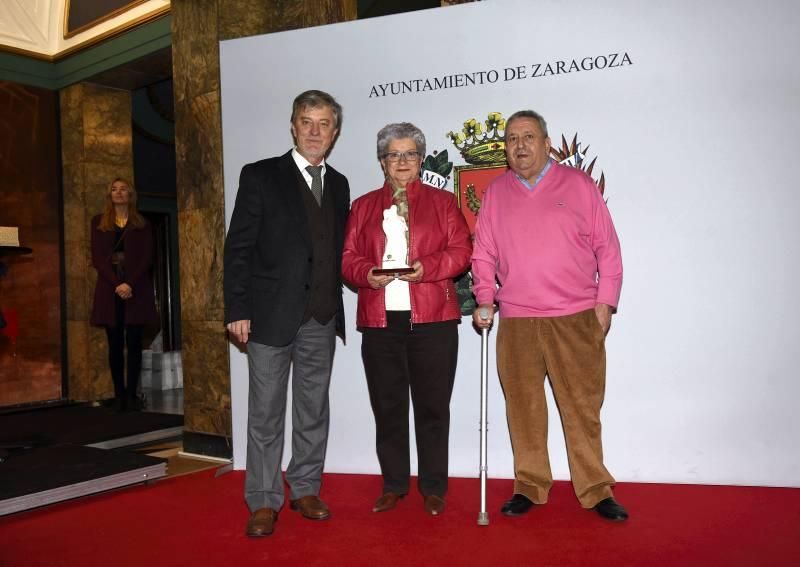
left=90, top=215, right=159, bottom=327
left=223, top=151, right=350, bottom=346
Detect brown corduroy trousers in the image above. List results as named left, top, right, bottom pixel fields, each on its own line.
left=497, top=308, right=615, bottom=508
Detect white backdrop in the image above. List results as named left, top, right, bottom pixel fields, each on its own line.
left=219, top=0, right=800, bottom=487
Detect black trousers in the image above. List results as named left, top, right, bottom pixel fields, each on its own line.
left=361, top=311, right=458, bottom=497
left=105, top=297, right=144, bottom=401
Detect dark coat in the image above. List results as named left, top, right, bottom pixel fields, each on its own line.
left=90, top=214, right=159, bottom=327
left=223, top=151, right=350, bottom=347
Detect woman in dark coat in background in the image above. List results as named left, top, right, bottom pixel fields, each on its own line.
left=91, top=177, right=158, bottom=411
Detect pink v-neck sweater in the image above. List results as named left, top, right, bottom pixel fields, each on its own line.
left=471, top=163, right=622, bottom=317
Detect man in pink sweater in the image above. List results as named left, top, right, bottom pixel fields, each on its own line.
left=471, top=110, right=627, bottom=521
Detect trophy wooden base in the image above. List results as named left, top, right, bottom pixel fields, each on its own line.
left=373, top=267, right=415, bottom=276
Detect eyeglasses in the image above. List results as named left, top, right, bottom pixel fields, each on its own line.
left=383, top=151, right=422, bottom=163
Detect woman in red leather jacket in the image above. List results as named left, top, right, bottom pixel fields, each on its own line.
left=342, top=123, right=471, bottom=516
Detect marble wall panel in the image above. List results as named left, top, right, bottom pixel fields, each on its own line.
left=65, top=320, right=90, bottom=400
left=171, top=0, right=226, bottom=447
left=68, top=322, right=113, bottom=402
left=171, top=0, right=220, bottom=105
left=218, top=0, right=357, bottom=40
left=182, top=319, right=230, bottom=435
left=81, top=86, right=132, bottom=166
left=88, top=325, right=113, bottom=400
left=174, top=91, right=223, bottom=213
left=177, top=207, right=225, bottom=322
left=63, top=228, right=92, bottom=330
left=65, top=276, right=87, bottom=321
left=59, top=86, right=86, bottom=166
left=62, top=203, right=87, bottom=249
left=61, top=162, right=86, bottom=211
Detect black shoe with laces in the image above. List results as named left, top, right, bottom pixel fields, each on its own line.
left=500, top=494, right=535, bottom=516
left=594, top=497, right=629, bottom=521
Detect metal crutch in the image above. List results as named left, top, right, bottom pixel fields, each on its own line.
left=477, top=307, right=491, bottom=526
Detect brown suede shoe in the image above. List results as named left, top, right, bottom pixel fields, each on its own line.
left=246, top=508, right=277, bottom=537
left=372, top=492, right=405, bottom=513
left=423, top=495, right=446, bottom=516
left=289, top=495, right=330, bottom=520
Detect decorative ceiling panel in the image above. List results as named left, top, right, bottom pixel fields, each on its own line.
left=65, top=0, right=148, bottom=38
left=0, top=0, right=169, bottom=59
left=0, top=0, right=53, bottom=51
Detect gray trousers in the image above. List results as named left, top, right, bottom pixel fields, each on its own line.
left=245, top=317, right=336, bottom=512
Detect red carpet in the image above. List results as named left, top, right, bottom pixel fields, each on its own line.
left=1, top=470, right=799, bottom=566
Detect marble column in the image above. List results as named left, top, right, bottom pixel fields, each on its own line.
left=171, top=0, right=357, bottom=457
left=60, top=83, right=134, bottom=401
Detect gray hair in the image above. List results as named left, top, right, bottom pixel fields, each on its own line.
left=506, top=110, right=548, bottom=137
left=376, top=122, right=426, bottom=159
left=291, top=90, right=343, bottom=128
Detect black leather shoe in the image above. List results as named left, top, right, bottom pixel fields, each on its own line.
left=500, top=494, right=535, bottom=516
left=594, top=497, right=628, bottom=521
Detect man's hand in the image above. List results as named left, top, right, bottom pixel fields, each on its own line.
left=398, top=260, right=424, bottom=283
left=115, top=283, right=133, bottom=300
left=594, top=303, right=612, bottom=335
left=227, top=319, right=251, bottom=343
left=472, top=303, right=496, bottom=330
left=367, top=267, right=395, bottom=289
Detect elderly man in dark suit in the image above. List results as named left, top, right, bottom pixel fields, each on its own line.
left=224, top=90, right=350, bottom=537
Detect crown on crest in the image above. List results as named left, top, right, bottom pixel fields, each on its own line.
left=447, top=112, right=507, bottom=165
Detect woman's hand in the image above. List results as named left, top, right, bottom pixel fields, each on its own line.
left=115, top=283, right=133, bottom=300
left=398, top=260, right=423, bottom=283
left=367, top=267, right=394, bottom=289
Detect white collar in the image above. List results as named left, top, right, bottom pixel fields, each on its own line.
left=292, top=148, right=326, bottom=175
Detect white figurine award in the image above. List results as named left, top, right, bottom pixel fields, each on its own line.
left=374, top=204, right=414, bottom=276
